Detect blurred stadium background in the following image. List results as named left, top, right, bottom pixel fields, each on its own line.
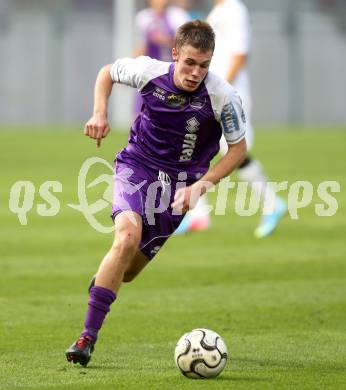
left=0, top=0, right=346, bottom=127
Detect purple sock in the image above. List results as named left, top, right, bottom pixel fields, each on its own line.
left=81, top=286, right=116, bottom=342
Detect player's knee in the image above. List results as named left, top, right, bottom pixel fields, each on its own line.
left=112, top=231, right=140, bottom=256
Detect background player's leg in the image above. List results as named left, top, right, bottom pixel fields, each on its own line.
left=177, top=132, right=286, bottom=237
left=236, top=156, right=287, bottom=237
left=174, top=194, right=211, bottom=234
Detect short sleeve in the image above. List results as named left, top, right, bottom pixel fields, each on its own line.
left=110, top=56, right=170, bottom=91
left=220, top=92, right=247, bottom=144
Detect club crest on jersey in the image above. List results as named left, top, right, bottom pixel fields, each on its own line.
left=166, top=93, right=186, bottom=108
left=179, top=117, right=200, bottom=162
left=190, top=96, right=205, bottom=110
left=153, top=87, right=166, bottom=101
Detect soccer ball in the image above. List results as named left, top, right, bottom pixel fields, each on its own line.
left=174, top=328, right=228, bottom=379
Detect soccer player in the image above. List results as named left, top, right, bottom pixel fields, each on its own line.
left=134, top=0, right=189, bottom=61
left=176, top=0, right=287, bottom=238
left=65, top=20, right=247, bottom=366
left=172, top=0, right=205, bottom=20
left=133, top=0, right=189, bottom=114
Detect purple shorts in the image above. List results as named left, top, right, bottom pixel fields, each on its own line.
left=112, top=157, right=185, bottom=260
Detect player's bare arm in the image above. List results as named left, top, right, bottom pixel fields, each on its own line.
left=172, top=138, right=247, bottom=213
left=226, top=53, right=247, bottom=84
left=84, top=64, right=113, bottom=147
left=133, top=44, right=146, bottom=57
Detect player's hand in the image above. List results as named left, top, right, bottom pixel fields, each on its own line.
left=171, top=181, right=213, bottom=214
left=171, top=185, right=200, bottom=214
left=84, top=114, right=110, bottom=148
left=172, top=186, right=190, bottom=214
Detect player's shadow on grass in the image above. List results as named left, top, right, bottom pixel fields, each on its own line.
left=81, top=365, right=118, bottom=370
left=237, top=357, right=299, bottom=369
left=66, top=364, right=118, bottom=370
left=218, top=374, right=270, bottom=382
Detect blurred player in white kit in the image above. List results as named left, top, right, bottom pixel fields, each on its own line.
left=176, top=0, right=287, bottom=238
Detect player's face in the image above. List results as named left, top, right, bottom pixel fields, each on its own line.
left=172, top=45, right=213, bottom=92
left=148, top=0, right=169, bottom=11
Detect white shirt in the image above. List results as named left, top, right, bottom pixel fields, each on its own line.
left=207, top=0, right=251, bottom=96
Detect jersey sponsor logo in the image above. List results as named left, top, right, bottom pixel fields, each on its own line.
left=153, top=87, right=166, bottom=101
left=179, top=117, right=200, bottom=162
left=190, top=96, right=206, bottom=110
left=221, top=102, right=239, bottom=133
left=166, top=93, right=186, bottom=108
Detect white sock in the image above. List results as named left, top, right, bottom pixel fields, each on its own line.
left=219, top=135, right=229, bottom=157
left=189, top=194, right=210, bottom=219
left=237, top=159, right=278, bottom=214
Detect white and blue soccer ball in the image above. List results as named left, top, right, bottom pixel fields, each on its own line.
left=174, top=328, right=228, bottom=379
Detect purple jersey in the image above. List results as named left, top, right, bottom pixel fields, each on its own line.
left=135, top=7, right=190, bottom=61
left=110, top=56, right=246, bottom=182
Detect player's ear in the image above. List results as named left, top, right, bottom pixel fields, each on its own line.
left=172, top=47, right=178, bottom=61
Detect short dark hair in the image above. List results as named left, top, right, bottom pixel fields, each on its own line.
left=174, top=20, right=215, bottom=53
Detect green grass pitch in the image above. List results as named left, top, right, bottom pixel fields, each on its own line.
left=0, top=127, right=345, bottom=389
